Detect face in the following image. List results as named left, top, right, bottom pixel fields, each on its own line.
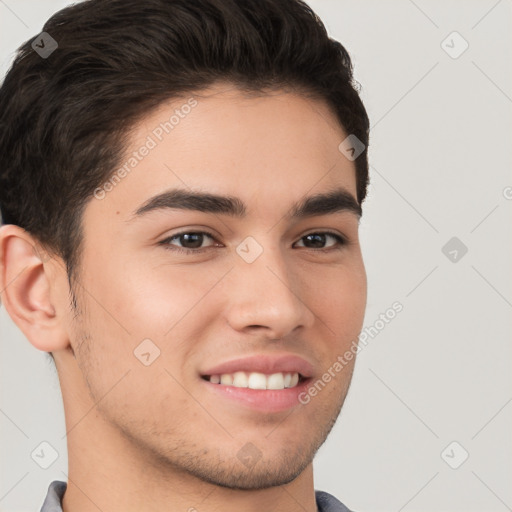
left=64, top=82, right=367, bottom=489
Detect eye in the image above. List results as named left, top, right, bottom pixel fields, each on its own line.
left=159, top=231, right=219, bottom=254
left=294, top=231, right=347, bottom=250
left=159, top=230, right=347, bottom=254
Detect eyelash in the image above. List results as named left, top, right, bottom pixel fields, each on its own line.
left=158, top=230, right=348, bottom=255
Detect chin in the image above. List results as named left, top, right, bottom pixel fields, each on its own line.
left=186, top=453, right=311, bottom=490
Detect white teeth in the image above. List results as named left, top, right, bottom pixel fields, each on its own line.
left=248, top=372, right=267, bottom=389
left=232, top=371, right=248, bottom=387
left=220, top=374, right=233, bottom=385
left=267, top=372, right=285, bottom=390
left=207, top=371, right=301, bottom=390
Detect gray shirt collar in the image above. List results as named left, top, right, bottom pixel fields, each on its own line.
left=40, top=480, right=354, bottom=512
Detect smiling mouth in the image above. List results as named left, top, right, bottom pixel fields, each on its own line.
left=201, top=371, right=306, bottom=390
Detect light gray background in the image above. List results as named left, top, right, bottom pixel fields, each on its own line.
left=1, top=1, right=511, bottom=511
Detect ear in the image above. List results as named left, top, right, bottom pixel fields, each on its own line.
left=0, top=224, right=70, bottom=352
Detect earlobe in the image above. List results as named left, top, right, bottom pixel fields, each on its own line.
left=0, top=225, right=70, bottom=352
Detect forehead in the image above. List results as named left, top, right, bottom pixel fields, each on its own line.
left=85, top=83, right=358, bottom=223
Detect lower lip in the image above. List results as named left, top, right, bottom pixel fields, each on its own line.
left=201, top=377, right=311, bottom=413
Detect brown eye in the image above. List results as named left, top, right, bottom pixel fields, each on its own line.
left=174, top=232, right=209, bottom=249
left=294, top=232, right=346, bottom=250
left=160, top=231, right=218, bottom=253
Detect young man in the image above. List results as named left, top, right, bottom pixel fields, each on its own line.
left=0, top=0, right=370, bottom=511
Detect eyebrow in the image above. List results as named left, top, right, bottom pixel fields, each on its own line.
left=130, top=186, right=362, bottom=221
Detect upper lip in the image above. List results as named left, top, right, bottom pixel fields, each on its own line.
left=200, top=354, right=315, bottom=379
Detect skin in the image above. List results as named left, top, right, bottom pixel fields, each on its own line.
left=0, top=82, right=367, bottom=512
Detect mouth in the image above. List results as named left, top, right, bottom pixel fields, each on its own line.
left=200, top=371, right=307, bottom=390
left=198, top=354, right=314, bottom=413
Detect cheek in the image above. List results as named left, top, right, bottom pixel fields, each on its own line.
left=340, top=266, right=367, bottom=325
left=93, top=255, right=217, bottom=340
left=309, top=261, right=367, bottom=336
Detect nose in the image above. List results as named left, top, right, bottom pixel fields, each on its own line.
left=224, top=244, right=316, bottom=340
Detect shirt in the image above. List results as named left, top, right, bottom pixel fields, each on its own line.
left=40, top=480, right=354, bottom=512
